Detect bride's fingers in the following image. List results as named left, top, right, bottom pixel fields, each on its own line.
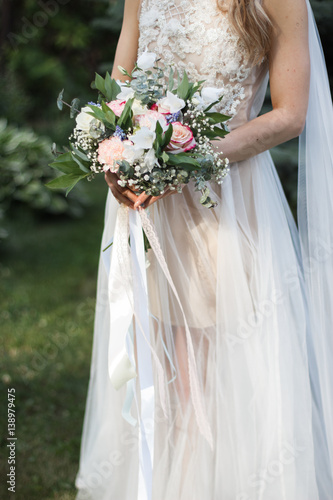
left=142, top=188, right=178, bottom=209
left=105, top=171, right=139, bottom=206
left=133, top=192, right=150, bottom=209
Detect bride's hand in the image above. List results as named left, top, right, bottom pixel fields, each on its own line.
left=133, top=188, right=179, bottom=210
left=105, top=171, right=139, bottom=209
left=105, top=170, right=180, bottom=210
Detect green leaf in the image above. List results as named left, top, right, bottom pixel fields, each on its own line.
left=211, top=126, right=228, bottom=138
left=200, top=188, right=209, bottom=204
left=46, top=172, right=87, bottom=191
left=118, top=160, right=131, bottom=174
left=57, top=89, right=64, bottom=110
left=95, top=73, right=106, bottom=96
left=177, top=71, right=190, bottom=100
left=161, top=123, right=173, bottom=149
left=199, top=188, right=216, bottom=208
left=105, top=73, right=121, bottom=101
left=52, top=151, right=73, bottom=163
left=206, top=111, right=230, bottom=123
left=153, top=120, right=163, bottom=151
left=161, top=151, right=169, bottom=162
left=65, top=176, right=88, bottom=196
left=87, top=104, right=106, bottom=122
left=117, top=97, right=134, bottom=128
left=167, top=153, right=200, bottom=167
left=69, top=145, right=89, bottom=162
left=201, top=127, right=228, bottom=139
left=71, top=152, right=90, bottom=173
left=49, top=160, right=82, bottom=175
left=101, top=101, right=116, bottom=126
left=49, top=151, right=84, bottom=175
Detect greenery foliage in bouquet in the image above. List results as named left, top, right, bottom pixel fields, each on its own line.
left=48, top=51, right=231, bottom=208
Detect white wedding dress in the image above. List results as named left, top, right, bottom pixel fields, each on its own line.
left=75, top=0, right=333, bottom=499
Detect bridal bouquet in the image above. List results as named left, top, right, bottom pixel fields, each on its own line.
left=48, top=51, right=230, bottom=208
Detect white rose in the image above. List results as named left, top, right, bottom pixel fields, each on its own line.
left=75, top=106, right=105, bottom=136
left=157, top=91, right=185, bottom=114
left=129, top=126, right=156, bottom=150
left=137, top=50, right=157, bottom=70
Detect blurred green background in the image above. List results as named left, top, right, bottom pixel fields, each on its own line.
left=0, top=0, right=332, bottom=498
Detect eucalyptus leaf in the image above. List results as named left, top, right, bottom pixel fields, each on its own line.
left=70, top=98, right=80, bottom=118
left=161, top=151, right=169, bottom=162
left=51, top=143, right=57, bottom=156
left=57, top=89, right=64, bottom=110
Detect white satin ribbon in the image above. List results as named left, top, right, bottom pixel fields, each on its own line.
left=107, top=205, right=136, bottom=389
left=129, top=209, right=155, bottom=500
left=107, top=204, right=213, bottom=500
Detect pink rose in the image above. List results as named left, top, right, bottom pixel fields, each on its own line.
left=134, top=110, right=167, bottom=130
left=106, top=100, right=126, bottom=117
left=166, top=122, right=196, bottom=154
left=97, top=137, right=130, bottom=172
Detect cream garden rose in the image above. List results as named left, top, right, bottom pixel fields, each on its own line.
left=76, top=106, right=105, bottom=136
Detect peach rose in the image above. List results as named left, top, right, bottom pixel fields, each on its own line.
left=106, top=100, right=126, bottom=117
left=98, top=137, right=130, bottom=172
left=166, top=122, right=196, bottom=154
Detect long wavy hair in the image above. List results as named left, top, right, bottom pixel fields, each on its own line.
left=217, top=0, right=272, bottom=65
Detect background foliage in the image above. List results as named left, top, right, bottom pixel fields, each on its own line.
left=0, top=0, right=332, bottom=498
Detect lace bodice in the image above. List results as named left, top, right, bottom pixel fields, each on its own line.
left=138, top=0, right=269, bottom=127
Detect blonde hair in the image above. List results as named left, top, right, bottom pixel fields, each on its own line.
left=217, top=0, right=272, bottom=65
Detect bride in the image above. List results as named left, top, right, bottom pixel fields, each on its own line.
left=75, top=0, right=333, bottom=498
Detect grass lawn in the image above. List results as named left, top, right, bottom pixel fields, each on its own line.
left=0, top=177, right=108, bottom=500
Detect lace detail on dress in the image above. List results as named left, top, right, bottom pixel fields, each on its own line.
left=138, top=0, right=255, bottom=116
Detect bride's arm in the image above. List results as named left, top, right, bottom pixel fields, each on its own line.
left=213, top=0, right=310, bottom=163
left=105, top=0, right=142, bottom=207
left=110, top=0, right=141, bottom=81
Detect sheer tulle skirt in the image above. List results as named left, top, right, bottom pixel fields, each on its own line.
left=75, top=150, right=331, bottom=499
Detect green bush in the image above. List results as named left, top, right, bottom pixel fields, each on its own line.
left=0, top=119, right=87, bottom=240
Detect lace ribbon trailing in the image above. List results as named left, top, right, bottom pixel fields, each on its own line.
left=138, top=207, right=214, bottom=449
left=107, top=204, right=213, bottom=499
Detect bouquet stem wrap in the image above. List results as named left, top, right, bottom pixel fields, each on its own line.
left=107, top=204, right=213, bottom=499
